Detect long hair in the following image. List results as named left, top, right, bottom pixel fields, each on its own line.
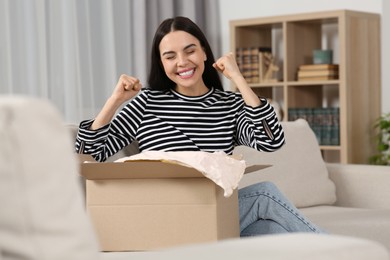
left=147, top=16, right=223, bottom=91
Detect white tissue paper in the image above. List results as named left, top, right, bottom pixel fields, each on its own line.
left=115, top=151, right=246, bottom=197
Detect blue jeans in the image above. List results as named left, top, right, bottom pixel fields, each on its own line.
left=238, top=182, right=324, bottom=237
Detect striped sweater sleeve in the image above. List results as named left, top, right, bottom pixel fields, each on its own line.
left=235, top=98, right=285, bottom=152
left=75, top=90, right=148, bottom=162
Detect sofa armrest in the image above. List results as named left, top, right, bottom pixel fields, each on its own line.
left=327, top=163, right=390, bottom=209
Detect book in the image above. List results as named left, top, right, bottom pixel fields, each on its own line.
left=321, top=108, right=332, bottom=145
left=288, top=108, right=299, bottom=122
left=250, top=47, right=260, bottom=82
left=330, top=107, right=340, bottom=145
left=298, top=75, right=339, bottom=81
left=258, top=47, right=272, bottom=83
left=298, top=69, right=339, bottom=77
left=299, top=64, right=339, bottom=71
left=242, top=48, right=252, bottom=82
left=236, top=47, right=244, bottom=73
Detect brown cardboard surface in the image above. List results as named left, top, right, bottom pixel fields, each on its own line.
left=81, top=161, right=205, bottom=180
left=81, top=160, right=271, bottom=179
left=89, top=205, right=222, bottom=250
left=80, top=160, right=267, bottom=251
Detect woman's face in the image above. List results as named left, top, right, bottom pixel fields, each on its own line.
left=159, top=30, right=207, bottom=95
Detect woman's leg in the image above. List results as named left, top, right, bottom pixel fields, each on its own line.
left=238, top=181, right=325, bottom=236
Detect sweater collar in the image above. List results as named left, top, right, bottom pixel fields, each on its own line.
left=170, top=87, right=214, bottom=101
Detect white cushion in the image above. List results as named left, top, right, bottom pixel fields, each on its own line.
left=234, top=119, right=336, bottom=208
left=0, top=96, right=101, bottom=260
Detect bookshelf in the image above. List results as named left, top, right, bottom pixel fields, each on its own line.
left=230, top=10, right=381, bottom=164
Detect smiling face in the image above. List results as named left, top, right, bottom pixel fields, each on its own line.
left=159, top=30, right=208, bottom=96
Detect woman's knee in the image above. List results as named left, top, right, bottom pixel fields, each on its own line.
left=255, top=181, right=278, bottom=191
left=240, top=219, right=288, bottom=237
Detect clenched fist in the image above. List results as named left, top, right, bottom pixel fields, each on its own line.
left=212, top=52, right=242, bottom=80
left=112, top=74, right=142, bottom=104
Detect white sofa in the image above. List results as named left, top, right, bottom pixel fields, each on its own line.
left=1, top=96, right=389, bottom=260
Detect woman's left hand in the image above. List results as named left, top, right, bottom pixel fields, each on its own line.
left=214, top=52, right=261, bottom=107
left=213, top=52, right=242, bottom=81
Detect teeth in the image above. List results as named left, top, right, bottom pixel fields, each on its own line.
left=179, top=69, right=194, bottom=76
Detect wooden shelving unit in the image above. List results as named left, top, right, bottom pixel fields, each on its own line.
left=230, top=10, right=381, bottom=164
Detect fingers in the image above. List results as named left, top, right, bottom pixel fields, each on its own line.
left=213, top=52, right=243, bottom=81
left=131, top=82, right=142, bottom=91
left=214, top=52, right=235, bottom=69
left=123, top=82, right=142, bottom=91
left=119, top=74, right=142, bottom=91
left=213, top=62, right=224, bottom=73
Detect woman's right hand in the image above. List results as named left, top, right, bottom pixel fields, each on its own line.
left=111, top=74, right=142, bottom=104
left=90, top=74, right=142, bottom=130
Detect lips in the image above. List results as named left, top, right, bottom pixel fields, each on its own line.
left=177, top=68, right=195, bottom=78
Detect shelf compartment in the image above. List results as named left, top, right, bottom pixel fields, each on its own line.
left=287, top=85, right=323, bottom=108
left=285, top=17, right=339, bottom=82
left=232, top=23, right=284, bottom=83
left=233, top=23, right=282, bottom=49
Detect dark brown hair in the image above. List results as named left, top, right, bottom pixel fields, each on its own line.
left=147, top=16, right=223, bottom=91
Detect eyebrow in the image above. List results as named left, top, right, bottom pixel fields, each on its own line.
left=162, top=43, right=197, bottom=56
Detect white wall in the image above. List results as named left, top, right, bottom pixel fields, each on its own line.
left=218, top=0, right=388, bottom=113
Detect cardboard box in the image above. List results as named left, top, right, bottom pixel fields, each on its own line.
left=81, top=160, right=245, bottom=251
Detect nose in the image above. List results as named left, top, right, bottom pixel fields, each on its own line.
left=177, top=53, right=188, bottom=66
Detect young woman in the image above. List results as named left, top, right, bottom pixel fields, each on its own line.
left=76, top=16, right=324, bottom=236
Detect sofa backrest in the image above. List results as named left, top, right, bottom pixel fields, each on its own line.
left=0, top=96, right=101, bottom=260
left=234, top=119, right=337, bottom=208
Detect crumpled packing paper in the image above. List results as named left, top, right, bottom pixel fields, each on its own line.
left=115, top=151, right=246, bottom=197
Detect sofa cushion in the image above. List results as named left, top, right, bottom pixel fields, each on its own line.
left=301, top=205, right=390, bottom=251
left=0, top=96, right=100, bottom=260
left=234, top=119, right=336, bottom=208
left=100, top=233, right=389, bottom=260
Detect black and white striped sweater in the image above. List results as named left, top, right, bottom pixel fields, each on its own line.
left=76, top=87, right=285, bottom=162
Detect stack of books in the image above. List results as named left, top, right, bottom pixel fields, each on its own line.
left=288, top=107, right=340, bottom=146
left=297, top=64, right=339, bottom=81
left=236, top=47, right=273, bottom=83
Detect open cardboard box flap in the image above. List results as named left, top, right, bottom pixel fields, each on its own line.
left=80, top=159, right=271, bottom=180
